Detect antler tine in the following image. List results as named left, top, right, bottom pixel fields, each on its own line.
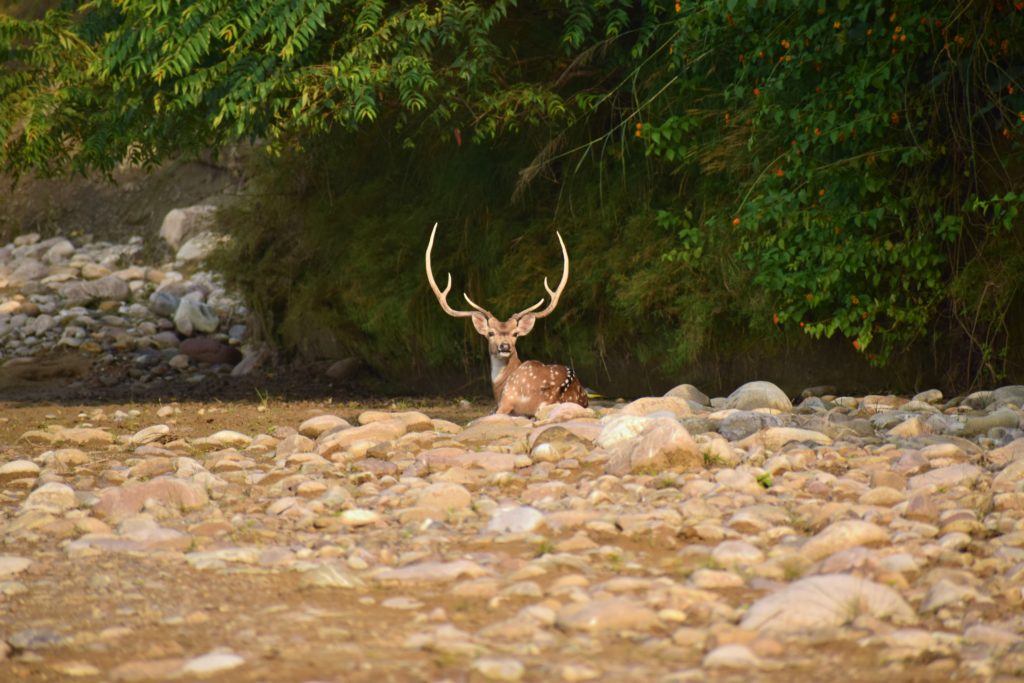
left=462, top=292, right=496, bottom=318
left=518, top=230, right=570, bottom=320
left=425, top=223, right=486, bottom=319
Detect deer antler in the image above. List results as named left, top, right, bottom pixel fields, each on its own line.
left=425, top=223, right=489, bottom=319
left=515, top=231, right=570, bottom=320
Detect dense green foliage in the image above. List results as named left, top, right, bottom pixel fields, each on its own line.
left=2, top=1, right=1023, bottom=389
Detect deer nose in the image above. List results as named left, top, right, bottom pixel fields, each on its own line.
left=498, top=342, right=511, bottom=353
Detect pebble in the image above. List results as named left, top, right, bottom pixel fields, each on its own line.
left=0, top=555, right=32, bottom=577
left=179, top=651, right=244, bottom=677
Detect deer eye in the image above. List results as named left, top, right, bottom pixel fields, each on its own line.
left=512, top=332, right=519, bottom=337
left=487, top=331, right=495, bottom=337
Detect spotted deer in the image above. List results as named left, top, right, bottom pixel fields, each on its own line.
left=425, top=223, right=588, bottom=417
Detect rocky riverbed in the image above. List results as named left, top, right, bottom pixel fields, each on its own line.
left=1, top=379, right=1023, bottom=682
left=3, top=230, right=1024, bottom=682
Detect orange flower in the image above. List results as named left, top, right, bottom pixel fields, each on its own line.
left=772, top=312, right=780, bottom=324
left=780, top=39, right=790, bottom=49
left=732, top=216, right=741, bottom=226
left=852, top=339, right=861, bottom=350
left=775, top=168, right=784, bottom=177
left=753, top=87, right=761, bottom=97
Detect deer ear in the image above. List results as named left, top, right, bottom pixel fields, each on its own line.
left=515, top=315, right=536, bottom=336
left=471, top=315, right=490, bottom=336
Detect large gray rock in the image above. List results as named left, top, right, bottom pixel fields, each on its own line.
left=160, top=205, right=217, bottom=250
left=725, top=381, right=792, bottom=412
left=173, top=298, right=219, bottom=335
left=59, top=275, right=130, bottom=305
left=175, top=232, right=220, bottom=263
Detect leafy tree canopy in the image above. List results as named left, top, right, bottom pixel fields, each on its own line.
left=2, top=0, right=1023, bottom=385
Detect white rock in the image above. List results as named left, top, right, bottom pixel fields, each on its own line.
left=0, top=556, right=32, bottom=577
left=22, top=482, right=77, bottom=512
left=176, top=232, right=221, bottom=262
left=740, top=574, right=916, bottom=633
left=487, top=506, right=546, bottom=534
left=160, top=205, right=216, bottom=250
left=180, top=651, right=244, bottom=676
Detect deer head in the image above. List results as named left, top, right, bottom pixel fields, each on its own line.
left=425, top=223, right=572, bottom=402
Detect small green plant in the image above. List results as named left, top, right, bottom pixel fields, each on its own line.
left=254, top=387, right=270, bottom=410
left=756, top=472, right=773, bottom=489
left=702, top=450, right=725, bottom=468
left=535, top=539, right=556, bottom=557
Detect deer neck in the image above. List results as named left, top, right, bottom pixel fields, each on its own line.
left=490, top=350, right=521, bottom=402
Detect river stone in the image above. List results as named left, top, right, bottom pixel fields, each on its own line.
left=801, top=520, right=890, bottom=561
left=664, top=383, right=710, bottom=405
left=174, top=298, right=219, bottom=335
left=175, top=232, right=220, bottom=262
left=703, top=644, right=765, bottom=669
left=148, top=290, right=180, bottom=317
left=94, top=477, right=209, bottom=521
left=8, top=259, right=48, bottom=285
left=109, top=658, right=185, bottom=681
left=717, top=411, right=782, bottom=441
left=740, top=574, right=916, bottom=633
left=52, top=427, right=114, bottom=447
left=319, top=420, right=408, bottom=457
left=300, top=563, right=365, bottom=589
left=0, top=459, right=40, bottom=479
left=179, top=337, right=242, bottom=365
left=0, top=556, right=32, bottom=577
left=299, top=414, right=351, bottom=438
left=619, top=396, right=693, bottom=418
left=596, top=415, right=651, bottom=449
left=988, top=438, right=1024, bottom=467
left=160, top=205, right=216, bottom=250
left=23, top=482, right=77, bottom=512
left=605, top=417, right=700, bottom=475
left=556, top=598, right=660, bottom=633
left=961, top=408, right=1020, bottom=437
left=711, top=540, right=765, bottom=568
left=43, top=238, right=74, bottom=263
left=737, top=427, right=832, bottom=451
left=908, top=463, right=983, bottom=492
left=472, top=657, right=525, bottom=681
left=994, top=459, right=1024, bottom=492
left=416, top=482, right=472, bottom=510
left=180, top=651, right=244, bottom=677
left=487, top=506, right=546, bottom=534
left=725, top=381, right=792, bottom=412
left=419, top=448, right=516, bottom=472
left=130, top=424, right=170, bottom=446
left=992, top=385, right=1024, bottom=407
left=374, top=560, right=489, bottom=584
left=326, top=356, right=363, bottom=381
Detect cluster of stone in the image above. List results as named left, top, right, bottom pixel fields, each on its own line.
left=0, top=213, right=255, bottom=385
left=1, top=380, right=1023, bottom=679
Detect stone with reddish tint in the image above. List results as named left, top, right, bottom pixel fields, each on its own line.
left=94, top=477, right=208, bottom=521
left=556, top=598, right=660, bottom=633
left=179, top=337, right=242, bottom=365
